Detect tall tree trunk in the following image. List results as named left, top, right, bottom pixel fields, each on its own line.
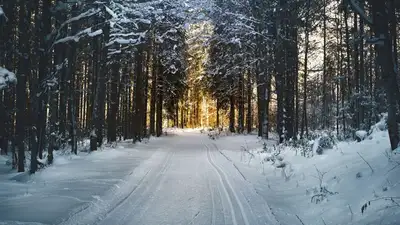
left=301, top=0, right=310, bottom=138
left=108, top=47, right=120, bottom=143
left=0, top=0, right=16, bottom=156
left=133, top=47, right=143, bottom=142
left=16, top=0, right=30, bottom=172
left=156, top=62, right=163, bottom=137
left=216, top=99, right=220, bottom=128
left=369, top=0, right=400, bottom=150
left=246, top=72, right=252, bottom=133
left=322, top=0, right=328, bottom=129
left=35, top=0, right=52, bottom=165
left=96, top=19, right=110, bottom=147
left=256, top=63, right=265, bottom=137
left=238, top=72, right=244, bottom=133
left=344, top=7, right=352, bottom=137
left=150, top=47, right=157, bottom=136
left=229, top=95, right=235, bottom=133
left=90, top=32, right=102, bottom=151
left=68, top=4, right=79, bottom=155
left=143, top=49, right=150, bottom=137
left=353, top=13, right=360, bottom=129
left=276, top=1, right=285, bottom=143
left=359, top=5, right=365, bottom=129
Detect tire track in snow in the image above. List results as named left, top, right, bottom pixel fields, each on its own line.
left=206, top=144, right=250, bottom=225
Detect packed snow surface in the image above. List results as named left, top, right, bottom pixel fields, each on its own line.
left=214, top=130, right=400, bottom=225
left=0, top=132, right=278, bottom=225
left=0, top=129, right=399, bottom=225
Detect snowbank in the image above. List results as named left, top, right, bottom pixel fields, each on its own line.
left=0, top=140, right=158, bottom=224
left=212, top=131, right=400, bottom=225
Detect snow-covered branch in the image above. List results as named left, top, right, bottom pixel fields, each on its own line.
left=0, top=67, right=17, bottom=90
left=0, top=6, right=8, bottom=22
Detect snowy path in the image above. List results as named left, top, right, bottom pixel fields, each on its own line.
left=0, top=132, right=278, bottom=225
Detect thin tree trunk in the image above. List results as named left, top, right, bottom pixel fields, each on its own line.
left=133, top=47, right=143, bottom=142
left=156, top=60, right=163, bottom=137
left=16, top=0, right=30, bottom=172
left=322, top=0, right=328, bottom=129
left=150, top=47, right=157, bottom=136
left=229, top=95, right=235, bottom=133
left=108, top=46, right=120, bottom=143
left=246, top=72, right=252, bottom=133
left=96, top=19, right=110, bottom=147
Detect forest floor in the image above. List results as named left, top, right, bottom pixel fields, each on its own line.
left=0, top=129, right=399, bottom=225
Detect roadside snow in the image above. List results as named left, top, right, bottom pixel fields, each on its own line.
left=0, top=140, right=161, bottom=224
left=355, top=130, right=368, bottom=141
left=212, top=131, right=400, bottom=225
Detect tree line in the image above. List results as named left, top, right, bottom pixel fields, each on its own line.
left=204, top=0, right=400, bottom=147
left=0, top=0, right=188, bottom=173
left=0, top=0, right=399, bottom=174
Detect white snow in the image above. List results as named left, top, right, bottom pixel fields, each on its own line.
left=0, top=132, right=279, bottom=225
left=0, top=7, right=4, bottom=17
left=1, top=128, right=399, bottom=225
left=355, top=130, right=368, bottom=141
left=311, top=137, right=320, bottom=154
left=0, top=140, right=156, bottom=224
left=0, top=6, right=7, bottom=22
left=213, top=130, right=400, bottom=225
left=0, top=67, right=17, bottom=90
left=88, top=29, right=103, bottom=37
left=105, top=6, right=118, bottom=19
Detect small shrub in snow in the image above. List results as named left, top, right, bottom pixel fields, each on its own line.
left=369, top=113, right=387, bottom=133
left=240, top=145, right=254, bottom=165
left=276, top=161, right=286, bottom=168
left=262, top=142, right=268, bottom=152
left=282, top=131, right=337, bottom=157
left=311, top=186, right=338, bottom=204
left=355, top=130, right=368, bottom=142
left=316, top=133, right=336, bottom=153
left=208, top=130, right=220, bottom=140
left=263, top=145, right=282, bottom=165
left=310, top=166, right=338, bottom=204
left=361, top=197, right=400, bottom=214
left=356, top=172, right=362, bottom=179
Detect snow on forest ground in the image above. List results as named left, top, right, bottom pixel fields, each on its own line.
left=1, top=127, right=399, bottom=225
left=212, top=131, right=400, bottom=225
left=0, top=137, right=173, bottom=225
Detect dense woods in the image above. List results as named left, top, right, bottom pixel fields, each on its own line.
left=0, top=0, right=399, bottom=173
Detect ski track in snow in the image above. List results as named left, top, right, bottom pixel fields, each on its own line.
left=207, top=176, right=216, bottom=225
left=1, top=132, right=278, bottom=225
left=100, top=151, right=175, bottom=225
left=206, top=144, right=248, bottom=225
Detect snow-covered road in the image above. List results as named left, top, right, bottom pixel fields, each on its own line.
left=0, top=131, right=278, bottom=225
left=61, top=132, right=277, bottom=225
